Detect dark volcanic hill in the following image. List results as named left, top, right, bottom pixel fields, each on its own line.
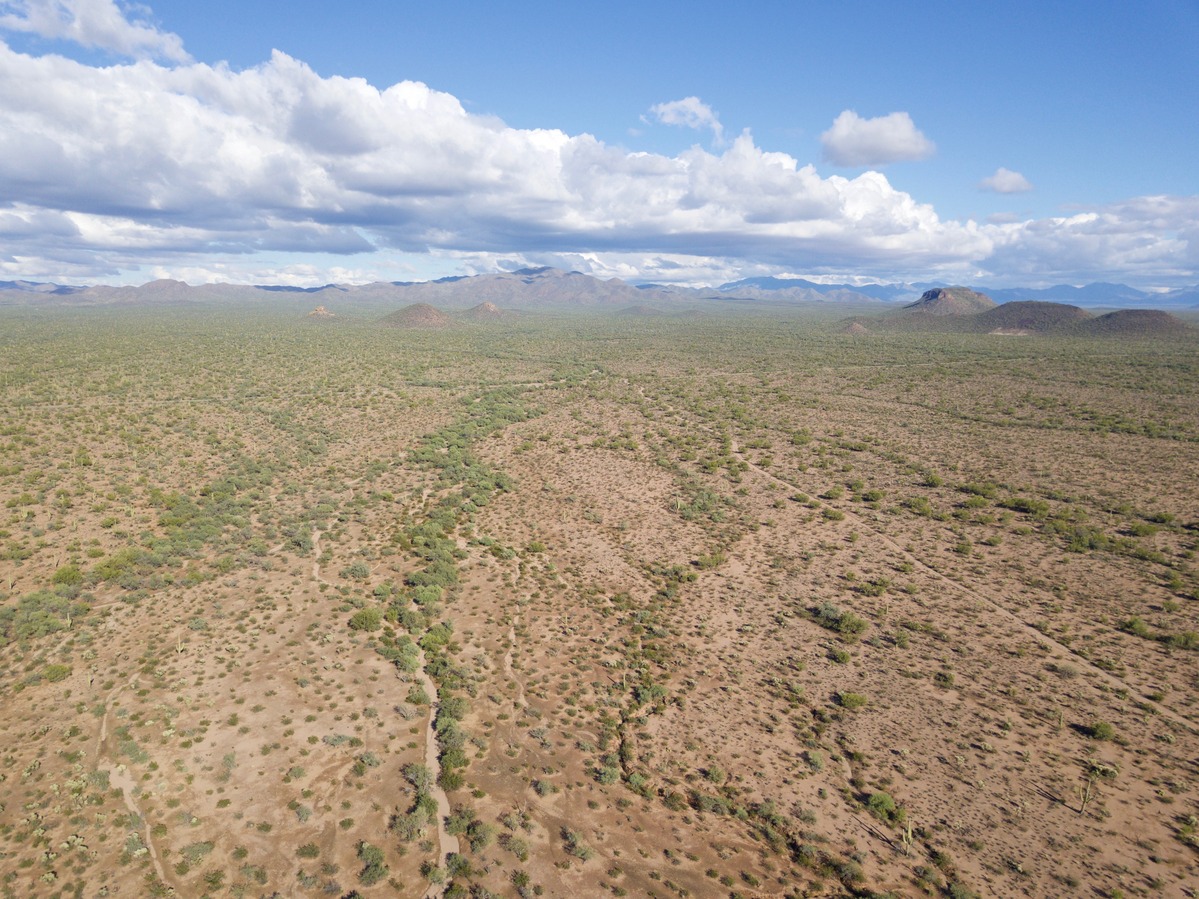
left=861, top=298, right=1192, bottom=340
left=1078, top=309, right=1190, bottom=337
left=379, top=303, right=454, bottom=329
left=975, top=301, right=1092, bottom=334
left=903, top=286, right=997, bottom=316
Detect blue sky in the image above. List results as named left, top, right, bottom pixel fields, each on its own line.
left=1, top=0, right=1197, bottom=289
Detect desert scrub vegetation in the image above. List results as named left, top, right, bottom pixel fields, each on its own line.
left=0, top=588, right=90, bottom=647
left=0, top=306, right=1196, bottom=899
left=808, top=600, right=869, bottom=640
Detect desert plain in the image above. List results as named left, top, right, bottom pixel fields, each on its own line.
left=0, top=299, right=1196, bottom=899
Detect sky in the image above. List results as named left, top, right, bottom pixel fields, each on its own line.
left=1, top=0, right=1197, bottom=289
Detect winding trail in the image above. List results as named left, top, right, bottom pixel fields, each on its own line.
left=311, top=529, right=333, bottom=585
left=307, top=524, right=458, bottom=893
left=727, top=435, right=1199, bottom=738
left=95, top=681, right=168, bottom=884
left=96, top=682, right=123, bottom=756
left=412, top=652, right=460, bottom=898
left=502, top=614, right=526, bottom=708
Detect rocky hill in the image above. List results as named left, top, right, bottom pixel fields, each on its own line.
left=1078, top=308, right=1190, bottom=337
left=856, top=295, right=1192, bottom=339
left=461, top=301, right=506, bottom=321
left=974, top=300, right=1092, bottom=334
left=902, top=286, right=997, bottom=316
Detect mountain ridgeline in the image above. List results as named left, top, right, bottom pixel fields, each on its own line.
left=1, top=270, right=1196, bottom=340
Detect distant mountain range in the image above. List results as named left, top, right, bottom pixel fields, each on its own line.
left=2, top=268, right=1197, bottom=311
left=687, top=277, right=1199, bottom=308
left=707, top=276, right=916, bottom=303
left=979, top=282, right=1199, bottom=308
left=0, top=268, right=669, bottom=310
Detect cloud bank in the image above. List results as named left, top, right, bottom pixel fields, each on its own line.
left=0, top=44, right=990, bottom=280
left=0, top=10, right=1194, bottom=288
left=820, top=110, right=935, bottom=167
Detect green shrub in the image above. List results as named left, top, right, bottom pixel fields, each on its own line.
left=406, top=684, right=430, bottom=705
left=357, top=841, right=388, bottom=885
left=42, top=663, right=72, bottom=683
left=52, top=564, right=83, bottom=586
left=866, top=791, right=904, bottom=824
left=1001, top=495, right=1049, bottom=516
left=1, top=589, right=87, bottom=645
left=446, top=852, right=474, bottom=878
left=959, top=482, right=997, bottom=499
left=904, top=496, right=933, bottom=516
left=467, top=820, right=496, bottom=852
left=348, top=607, right=382, bottom=631
left=813, top=602, right=868, bottom=640
left=181, top=841, right=215, bottom=865
left=499, top=833, right=529, bottom=861
left=562, top=828, right=594, bottom=861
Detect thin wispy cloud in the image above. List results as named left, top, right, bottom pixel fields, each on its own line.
left=820, top=110, right=935, bottom=166
left=0, top=0, right=188, bottom=61
left=645, top=96, right=724, bottom=145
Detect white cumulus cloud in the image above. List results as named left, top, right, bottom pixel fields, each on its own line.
left=646, top=96, right=724, bottom=144
left=820, top=110, right=935, bottom=167
left=980, top=167, right=1032, bottom=193
left=0, top=36, right=1194, bottom=288
left=0, top=43, right=991, bottom=280
left=0, top=0, right=188, bottom=61
left=979, top=196, right=1199, bottom=284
